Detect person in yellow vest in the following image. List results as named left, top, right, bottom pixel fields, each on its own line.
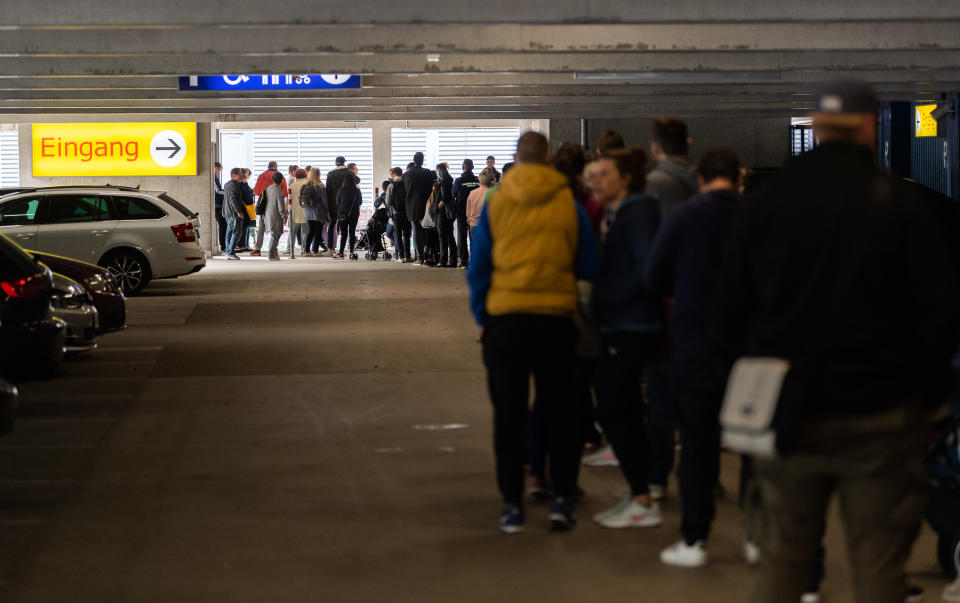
left=468, top=131, right=599, bottom=534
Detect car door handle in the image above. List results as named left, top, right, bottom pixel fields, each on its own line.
left=91, top=229, right=111, bottom=236
left=15, top=233, right=34, bottom=239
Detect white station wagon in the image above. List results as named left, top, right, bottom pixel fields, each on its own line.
left=0, top=185, right=205, bottom=294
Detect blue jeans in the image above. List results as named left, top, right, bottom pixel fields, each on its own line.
left=225, top=216, right=240, bottom=255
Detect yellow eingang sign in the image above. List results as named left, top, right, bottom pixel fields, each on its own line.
left=32, top=122, right=197, bottom=177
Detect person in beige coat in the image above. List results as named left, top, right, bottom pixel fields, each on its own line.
left=288, top=168, right=308, bottom=259
left=466, top=168, right=496, bottom=237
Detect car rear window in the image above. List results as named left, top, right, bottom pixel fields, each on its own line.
left=0, top=196, right=42, bottom=226
left=110, top=196, right=166, bottom=220
left=157, top=193, right=197, bottom=218
left=44, top=195, right=112, bottom=224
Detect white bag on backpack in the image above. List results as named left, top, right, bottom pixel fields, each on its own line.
left=720, top=357, right=791, bottom=458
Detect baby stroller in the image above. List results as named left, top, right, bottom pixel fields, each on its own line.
left=926, top=410, right=960, bottom=578
left=360, top=203, right=392, bottom=261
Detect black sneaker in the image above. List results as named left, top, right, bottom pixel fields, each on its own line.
left=499, top=503, right=524, bottom=535
left=549, top=497, right=576, bottom=532
left=905, top=584, right=924, bottom=603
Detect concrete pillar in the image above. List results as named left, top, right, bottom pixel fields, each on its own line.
left=547, top=119, right=583, bottom=151
left=18, top=121, right=216, bottom=255
left=372, top=122, right=392, bottom=194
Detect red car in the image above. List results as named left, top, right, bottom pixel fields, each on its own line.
left=29, top=251, right=126, bottom=334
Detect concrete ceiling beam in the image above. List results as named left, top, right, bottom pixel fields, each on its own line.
left=5, top=70, right=960, bottom=88
left=3, top=82, right=952, bottom=100
left=6, top=0, right=960, bottom=26
left=6, top=50, right=960, bottom=77
left=5, top=22, right=960, bottom=55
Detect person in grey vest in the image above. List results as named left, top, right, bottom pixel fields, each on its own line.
left=262, top=171, right=288, bottom=260
left=643, top=116, right=699, bottom=504
left=221, top=167, right=245, bottom=260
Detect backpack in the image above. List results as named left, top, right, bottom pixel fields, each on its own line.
left=390, top=180, right=407, bottom=215
left=255, top=194, right=267, bottom=216
left=300, top=184, right=317, bottom=210
left=422, top=183, right=439, bottom=229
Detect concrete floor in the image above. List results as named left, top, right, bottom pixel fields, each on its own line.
left=0, top=257, right=951, bottom=602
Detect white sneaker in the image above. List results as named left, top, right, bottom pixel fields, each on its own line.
left=582, top=445, right=619, bottom=467
left=593, top=498, right=662, bottom=529
left=743, top=540, right=761, bottom=565
left=649, top=484, right=666, bottom=501
left=944, top=577, right=960, bottom=603
left=592, top=496, right=631, bottom=521
left=660, top=540, right=708, bottom=568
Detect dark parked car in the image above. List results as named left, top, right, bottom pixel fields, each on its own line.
left=0, top=233, right=65, bottom=381
left=51, top=272, right=98, bottom=353
left=30, top=250, right=126, bottom=334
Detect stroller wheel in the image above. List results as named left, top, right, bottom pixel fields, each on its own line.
left=365, top=251, right=373, bottom=260
left=383, top=252, right=392, bottom=261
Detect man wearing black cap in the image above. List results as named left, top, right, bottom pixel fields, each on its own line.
left=714, top=79, right=959, bottom=602
left=325, top=156, right=358, bottom=254
left=403, top=151, right=436, bottom=265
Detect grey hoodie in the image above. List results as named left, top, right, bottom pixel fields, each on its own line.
left=222, top=179, right=244, bottom=219
left=646, top=157, right=698, bottom=218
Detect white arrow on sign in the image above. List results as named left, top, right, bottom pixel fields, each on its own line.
left=150, top=130, right=187, bottom=168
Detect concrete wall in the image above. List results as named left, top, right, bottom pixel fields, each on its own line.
left=18, top=122, right=216, bottom=254
left=550, top=117, right=791, bottom=168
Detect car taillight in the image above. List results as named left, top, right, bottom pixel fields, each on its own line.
left=171, top=223, right=196, bottom=243
left=0, top=274, right=47, bottom=299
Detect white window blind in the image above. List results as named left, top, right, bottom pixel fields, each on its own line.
left=390, top=129, right=428, bottom=171
left=0, top=132, right=19, bottom=187
left=391, top=127, right=519, bottom=179
left=438, top=128, right=518, bottom=179
left=223, top=128, right=375, bottom=204
left=298, top=129, right=374, bottom=203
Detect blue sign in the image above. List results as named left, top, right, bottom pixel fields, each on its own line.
left=179, top=74, right=361, bottom=92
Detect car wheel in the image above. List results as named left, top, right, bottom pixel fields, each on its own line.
left=939, top=531, right=960, bottom=579
left=101, top=250, right=151, bottom=296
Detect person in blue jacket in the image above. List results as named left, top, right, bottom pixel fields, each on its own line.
left=588, top=147, right=666, bottom=531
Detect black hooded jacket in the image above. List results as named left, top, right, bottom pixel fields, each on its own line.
left=403, top=165, right=435, bottom=223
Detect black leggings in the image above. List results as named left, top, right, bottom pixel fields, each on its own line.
left=338, top=216, right=358, bottom=254
left=393, top=215, right=411, bottom=259
left=594, top=332, right=653, bottom=497
left=305, top=220, right=324, bottom=253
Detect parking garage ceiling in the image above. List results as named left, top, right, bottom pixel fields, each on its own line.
left=1, top=0, right=959, bottom=121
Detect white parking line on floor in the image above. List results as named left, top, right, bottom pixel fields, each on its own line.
left=0, top=479, right=76, bottom=486
left=0, top=445, right=97, bottom=451
left=13, top=418, right=120, bottom=425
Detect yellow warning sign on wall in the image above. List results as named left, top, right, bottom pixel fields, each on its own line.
left=915, top=104, right=939, bottom=138
left=32, top=122, right=197, bottom=177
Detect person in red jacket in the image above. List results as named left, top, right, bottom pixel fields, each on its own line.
left=250, top=161, right=289, bottom=256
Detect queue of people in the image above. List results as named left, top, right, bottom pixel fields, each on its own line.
left=219, top=157, right=366, bottom=261
left=468, top=79, right=960, bottom=603
left=377, top=153, right=501, bottom=268
left=219, top=152, right=506, bottom=267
